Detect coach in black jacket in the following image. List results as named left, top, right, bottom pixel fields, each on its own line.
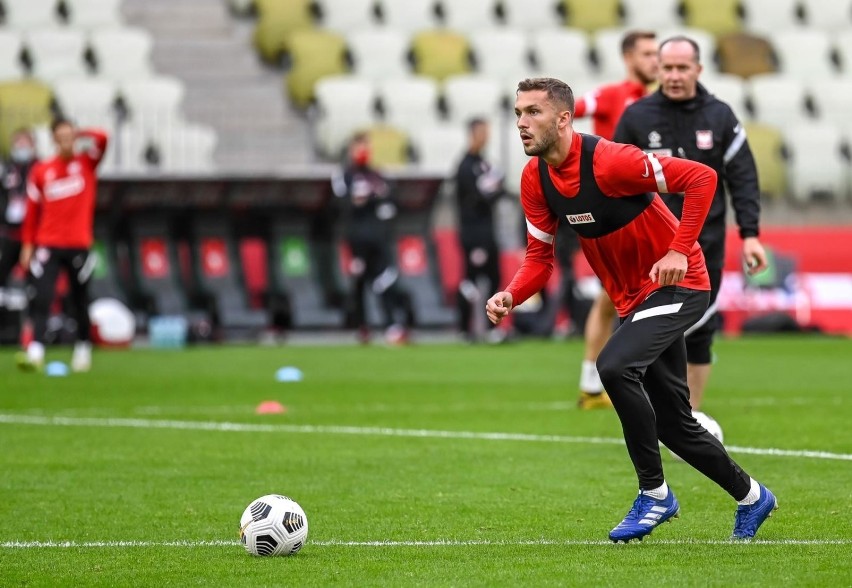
left=613, top=36, right=768, bottom=410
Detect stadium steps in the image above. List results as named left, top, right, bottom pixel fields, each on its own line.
left=122, top=0, right=313, bottom=172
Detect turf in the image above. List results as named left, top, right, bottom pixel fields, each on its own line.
left=1, top=335, right=851, bottom=586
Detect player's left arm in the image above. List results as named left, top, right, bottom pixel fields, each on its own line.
left=720, top=108, right=767, bottom=274
left=76, top=128, right=109, bottom=168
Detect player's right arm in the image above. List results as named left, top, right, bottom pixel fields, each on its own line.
left=19, top=164, right=44, bottom=268
left=487, top=160, right=557, bottom=324
left=77, top=128, right=109, bottom=168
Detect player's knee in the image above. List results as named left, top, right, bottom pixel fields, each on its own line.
left=595, top=349, right=626, bottom=390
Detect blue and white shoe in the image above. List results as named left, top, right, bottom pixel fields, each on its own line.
left=609, top=489, right=680, bottom=543
left=731, top=484, right=778, bottom=540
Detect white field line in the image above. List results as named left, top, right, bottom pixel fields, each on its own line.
left=1, top=413, right=851, bottom=462
left=2, top=538, right=852, bottom=549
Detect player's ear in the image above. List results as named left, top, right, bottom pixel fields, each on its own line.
left=560, top=110, right=572, bottom=130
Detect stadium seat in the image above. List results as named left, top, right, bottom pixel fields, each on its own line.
left=740, top=0, right=801, bottom=35
left=748, top=74, right=810, bottom=127
left=0, top=80, right=53, bottom=156
left=1, top=0, right=59, bottom=29
left=53, top=77, right=119, bottom=129
left=560, top=0, right=620, bottom=33
left=834, top=31, right=852, bottom=75
left=533, top=28, right=596, bottom=81
left=266, top=216, right=346, bottom=329
left=377, top=76, right=441, bottom=136
left=769, top=30, right=837, bottom=80
left=800, top=0, right=852, bottom=32
left=314, top=75, right=377, bottom=158
left=252, top=0, right=313, bottom=63
left=810, top=79, right=852, bottom=127
left=0, top=31, right=25, bottom=81
left=64, top=0, right=123, bottom=29
left=620, top=0, right=680, bottom=30
left=98, top=123, right=150, bottom=174
left=742, top=122, right=787, bottom=199
left=25, top=28, right=88, bottom=83
left=442, top=74, right=504, bottom=124
left=364, top=124, right=409, bottom=168
left=284, top=29, right=347, bottom=108
left=439, top=0, right=500, bottom=30
left=410, top=29, right=471, bottom=82
left=315, top=0, right=377, bottom=32
left=782, top=124, right=849, bottom=203
left=501, top=0, right=561, bottom=31
left=188, top=214, right=268, bottom=333
left=347, top=29, right=410, bottom=81
left=89, top=27, right=154, bottom=81
left=658, top=27, right=717, bottom=72
left=716, top=32, right=776, bottom=79
left=119, top=76, right=186, bottom=132
left=702, top=73, right=748, bottom=120
left=410, top=124, right=467, bottom=175
left=681, top=0, right=741, bottom=37
left=593, top=27, right=630, bottom=80
left=378, top=0, right=439, bottom=32
left=469, top=29, right=532, bottom=86
left=156, top=123, right=218, bottom=173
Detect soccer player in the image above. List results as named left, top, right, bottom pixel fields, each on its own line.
left=332, top=132, right=410, bottom=345
left=613, top=36, right=767, bottom=410
left=487, top=77, right=777, bottom=542
left=18, top=119, right=108, bottom=372
left=0, top=129, right=37, bottom=287
left=454, top=118, right=505, bottom=343
left=572, top=30, right=659, bottom=410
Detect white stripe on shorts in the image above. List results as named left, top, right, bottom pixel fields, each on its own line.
left=632, top=302, right=683, bottom=322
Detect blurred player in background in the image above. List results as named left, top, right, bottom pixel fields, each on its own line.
left=17, top=118, right=109, bottom=372
left=454, top=118, right=506, bottom=343
left=573, top=30, right=659, bottom=409
left=332, top=132, right=410, bottom=345
left=0, top=129, right=36, bottom=288
left=488, top=77, right=777, bottom=543
left=614, top=36, right=767, bottom=410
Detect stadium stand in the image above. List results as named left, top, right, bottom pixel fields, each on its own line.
left=315, top=0, right=377, bottom=33
left=439, top=0, right=501, bottom=30
left=63, top=0, right=124, bottom=29
left=748, top=73, right=811, bottom=128
left=410, top=29, right=471, bottom=82
left=88, top=27, right=154, bottom=81
left=285, top=28, right=347, bottom=108
left=560, top=0, right=620, bottom=33
left=1, top=0, right=59, bottom=29
left=811, top=79, right=852, bottom=126
left=703, top=73, right=749, bottom=120
left=346, top=29, right=410, bottom=81
left=442, top=74, right=504, bottom=125
left=531, top=28, right=596, bottom=80
left=716, top=32, right=776, bottom=78
left=251, top=0, right=313, bottom=64
left=378, top=0, right=439, bottom=32
left=741, top=0, right=802, bottom=34
left=0, top=30, right=25, bottom=80
left=468, top=29, right=531, bottom=87
left=501, top=0, right=561, bottom=31
left=0, top=80, right=53, bottom=156
left=681, top=0, right=741, bottom=37
left=743, top=122, right=788, bottom=200
left=363, top=124, right=409, bottom=168
left=621, top=0, right=680, bottom=30
left=314, top=74, right=377, bottom=159
left=24, top=28, right=89, bottom=82
left=782, top=123, right=849, bottom=203
left=770, top=29, right=838, bottom=79
left=800, top=0, right=852, bottom=32
left=378, top=76, right=441, bottom=138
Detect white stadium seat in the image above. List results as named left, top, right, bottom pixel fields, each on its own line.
left=315, top=0, right=377, bottom=32
left=378, top=76, right=441, bottom=136
left=800, top=0, right=852, bottom=32
left=25, top=28, right=89, bottom=83
left=157, top=124, right=219, bottom=173
left=621, top=0, right=680, bottom=30
left=64, top=0, right=124, bottom=29
left=378, top=0, right=438, bottom=32
left=782, top=124, right=849, bottom=203
left=120, top=76, right=187, bottom=131
left=89, top=27, right=154, bottom=81
left=53, top=78, right=119, bottom=129
left=702, top=73, right=749, bottom=121
left=769, top=30, right=837, bottom=80
left=593, top=28, right=630, bottom=80
left=834, top=31, right=852, bottom=76
left=0, top=31, right=25, bottom=81
left=439, top=0, right=500, bottom=30
left=442, top=74, right=504, bottom=124
left=740, top=0, right=802, bottom=35
left=810, top=79, right=852, bottom=126
left=748, top=74, right=810, bottom=127
left=469, top=29, right=532, bottom=86
left=532, top=28, right=596, bottom=82
left=314, top=75, right=377, bottom=158
left=2, top=0, right=59, bottom=29
left=411, top=124, right=467, bottom=175
left=501, top=0, right=562, bottom=31
left=347, top=29, right=411, bottom=81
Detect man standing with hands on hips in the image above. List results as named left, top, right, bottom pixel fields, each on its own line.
left=487, top=77, right=777, bottom=542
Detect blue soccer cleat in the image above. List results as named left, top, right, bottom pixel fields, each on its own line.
left=609, top=489, right=680, bottom=543
left=731, top=484, right=778, bottom=540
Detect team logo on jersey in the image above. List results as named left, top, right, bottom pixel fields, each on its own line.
left=566, top=212, right=595, bottom=225
left=696, top=130, right=714, bottom=150
left=648, top=131, right=662, bottom=149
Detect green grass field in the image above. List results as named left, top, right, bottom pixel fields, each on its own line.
left=1, top=336, right=851, bottom=587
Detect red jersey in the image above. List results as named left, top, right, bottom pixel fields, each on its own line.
left=507, top=133, right=716, bottom=317
left=23, top=129, right=108, bottom=249
left=574, top=80, right=647, bottom=140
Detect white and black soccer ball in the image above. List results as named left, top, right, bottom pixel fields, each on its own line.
left=668, top=411, right=725, bottom=461
left=239, top=495, right=308, bottom=556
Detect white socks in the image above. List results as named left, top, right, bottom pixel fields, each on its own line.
left=643, top=482, right=669, bottom=500
left=737, top=478, right=761, bottom=506
left=27, top=341, right=45, bottom=364
left=579, top=359, right=604, bottom=394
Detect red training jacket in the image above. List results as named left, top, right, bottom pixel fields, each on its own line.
left=574, top=79, right=647, bottom=140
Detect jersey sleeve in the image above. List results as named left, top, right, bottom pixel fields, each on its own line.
left=504, top=159, right=557, bottom=307
left=77, top=128, right=109, bottom=168
left=594, top=141, right=718, bottom=257
left=21, top=164, right=43, bottom=245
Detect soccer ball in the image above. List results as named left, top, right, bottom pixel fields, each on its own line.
left=239, top=495, right=308, bottom=556
left=668, top=411, right=724, bottom=461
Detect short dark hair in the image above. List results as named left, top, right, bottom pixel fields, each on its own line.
left=467, top=118, right=487, bottom=133
left=659, top=35, right=701, bottom=64
left=50, top=117, right=74, bottom=134
left=621, top=30, right=656, bottom=55
left=516, top=77, right=575, bottom=115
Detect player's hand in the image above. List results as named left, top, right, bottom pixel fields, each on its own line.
left=742, top=237, right=768, bottom=275
left=19, top=243, right=33, bottom=270
left=649, top=250, right=688, bottom=286
left=486, top=291, right=513, bottom=325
